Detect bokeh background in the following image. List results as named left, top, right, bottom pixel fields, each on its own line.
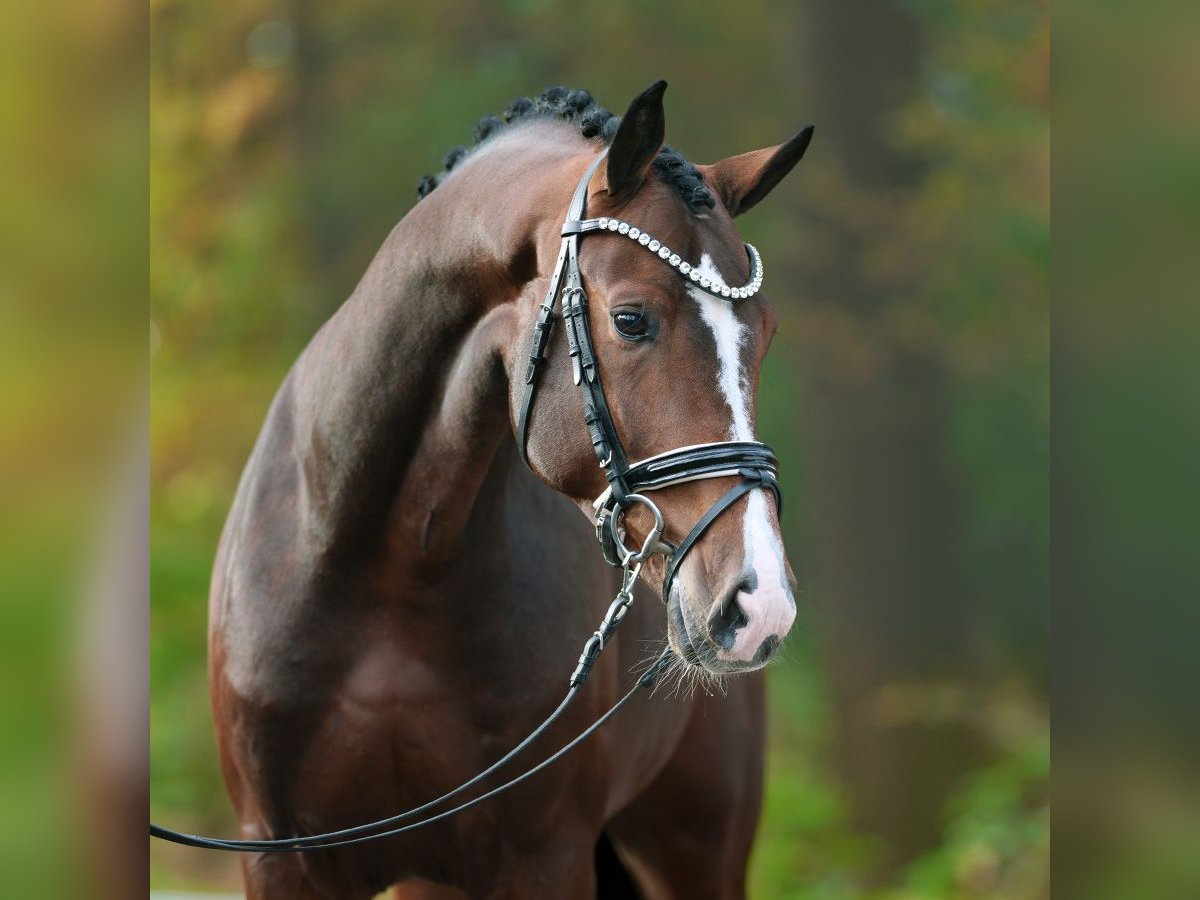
left=150, top=1, right=1049, bottom=896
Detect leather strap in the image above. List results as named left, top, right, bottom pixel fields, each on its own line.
left=624, top=441, right=778, bottom=495
left=591, top=441, right=780, bottom=567
left=516, top=152, right=607, bottom=465
left=562, top=240, right=631, bottom=499
left=660, top=470, right=780, bottom=605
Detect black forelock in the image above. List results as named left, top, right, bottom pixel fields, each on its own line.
left=417, top=86, right=716, bottom=212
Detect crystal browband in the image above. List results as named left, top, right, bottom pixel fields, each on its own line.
left=561, top=217, right=764, bottom=300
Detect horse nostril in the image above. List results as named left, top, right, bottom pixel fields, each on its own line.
left=707, top=580, right=752, bottom=651
left=754, top=634, right=781, bottom=665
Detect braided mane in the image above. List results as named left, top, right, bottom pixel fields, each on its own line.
left=417, top=86, right=715, bottom=213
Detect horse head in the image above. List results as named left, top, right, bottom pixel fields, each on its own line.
left=508, top=82, right=813, bottom=675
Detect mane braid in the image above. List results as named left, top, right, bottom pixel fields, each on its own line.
left=417, top=86, right=716, bottom=213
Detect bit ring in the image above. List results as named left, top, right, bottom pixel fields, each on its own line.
left=609, top=494, right=665, bottom=567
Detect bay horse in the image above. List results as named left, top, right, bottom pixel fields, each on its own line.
left=209, top=82, right=812, bottom=899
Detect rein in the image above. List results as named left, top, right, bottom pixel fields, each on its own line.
left=150, top=149, right=781, bottom=853
left=152, top=565, right=671, bottom=853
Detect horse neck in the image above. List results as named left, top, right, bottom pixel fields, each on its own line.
left=287, top=130, right=587, bottom=569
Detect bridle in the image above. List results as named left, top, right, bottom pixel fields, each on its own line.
left=150, top=150, right=783, bottom=854
left=516, top=150, right=781, bottom=608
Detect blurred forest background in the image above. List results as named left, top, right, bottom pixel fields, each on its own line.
left=150, top=0, right=1048, bottom=896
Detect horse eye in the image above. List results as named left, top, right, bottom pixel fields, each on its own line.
left=612, top=309, right=652, bottom=340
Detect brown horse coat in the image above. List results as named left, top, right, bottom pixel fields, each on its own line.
left=209, top=83, right=810, bottom=899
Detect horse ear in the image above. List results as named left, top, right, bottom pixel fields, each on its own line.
left=603, top=80, right=668, bottom=202
left=700, top=124, right=815, bottom=217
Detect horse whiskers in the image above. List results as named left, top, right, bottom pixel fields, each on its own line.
left=632, top=635, right=757, bottom=700
left=655, top=654, right=688, bottom=700
left=631, top=639, right=671, bottom=678
left=641, top=646, right=728, bottom=701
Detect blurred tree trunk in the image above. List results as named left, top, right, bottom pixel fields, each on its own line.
left=288, top=0, right=343, bottom=326
left=791, top=0, right=983, bottom=877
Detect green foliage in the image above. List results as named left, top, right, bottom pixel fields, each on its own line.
left=750, top=650, right=875, bottom=898
left=749, top=649, right=1049, bottom=900
left=900, top=735, right=1049, bottom=899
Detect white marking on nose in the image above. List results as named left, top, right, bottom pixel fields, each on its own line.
left=688, top=255, right=795, bottom=663
left=689, top=255, right=753, bottom=442
left=731, top=489, right=795, bottom=661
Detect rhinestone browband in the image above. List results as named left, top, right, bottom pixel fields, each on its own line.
left=571, top=217, right=764, bottom=300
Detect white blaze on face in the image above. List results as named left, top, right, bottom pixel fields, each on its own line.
left=687, top=254, right=795, bottom=663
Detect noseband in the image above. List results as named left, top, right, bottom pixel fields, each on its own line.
left=516, top=151, right=782, bottom=606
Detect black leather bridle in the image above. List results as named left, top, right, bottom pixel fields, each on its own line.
left=150, top=150, right=782, bottom=854
left=516, top=150, right=781, bottom=606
